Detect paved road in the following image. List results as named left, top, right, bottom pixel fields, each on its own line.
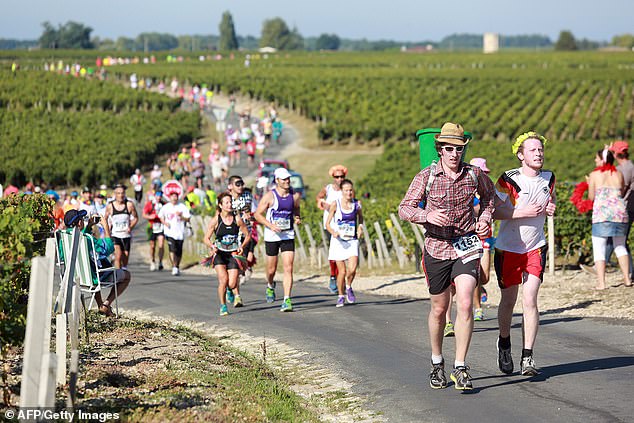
left=120, top=104, right=634, bottom=422
left=120, top=253, right=634, bottom=422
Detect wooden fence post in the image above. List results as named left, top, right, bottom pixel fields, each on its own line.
left=390, top=213, right=409, bottom=245
left=19, top=255, right=55, bottom=408
left=295, top=226, right=308, bottom=262
left=304, top=224, right=319, bottom=268
left=361, top=224, right=374, bottom=269
left=318, top=226, right=330, bottom=266
left=375, top=239, right=385, bottom=267
left=386, top=222, right=406, bottom=268
left=409, top=223, right=426, bottom=252
left=373, top=222, right=392, bottom=265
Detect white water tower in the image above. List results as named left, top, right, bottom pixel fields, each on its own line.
left=483, top=33, right=499, bottom=54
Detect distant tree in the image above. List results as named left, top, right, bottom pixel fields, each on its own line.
left=555, top=30, right=577, bottom=51
left=260, top=18, right=304, bottom=50
left=136, top=32, right=178, bottom=51
left=38, top=21, right=94, bottom=49
left=612, top=33, right=634, bottom=49
left=315, top=33, right=340, bottom=50
left=115, top=37, right=137, bottom=51
left=219, top=11, right=239, bottom=50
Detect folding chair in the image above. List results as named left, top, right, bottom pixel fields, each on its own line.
left=55, top=230, right=120, bottom=317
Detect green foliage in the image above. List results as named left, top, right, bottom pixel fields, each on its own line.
left=39, top=21, right=94, bottom=49
left=0, top=194, right=54, bottom=350
left=260, top=18, right=303, bottom=50
left=219, top=11, right=239, bottom=51
left=135, top=32, right=179, bottom=51
left=612, top=33, right=634, bottom=49
left=0, top=70, right=199, bottom=187
left=315, top=34, right=341, bottom=51
left=555, top=31, right=578, bottom=51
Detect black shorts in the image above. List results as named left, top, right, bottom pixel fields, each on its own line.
left=265, top=239, right=295, bottom=256
left=150, top=232, right=164, bottom=242
left=422, top=250, right=480, bottom=295
left=166, top=237, right=184, bottom=256
left=112, top=237, right=131, bottom=252
left=213, top=251, right=240, bottom=270
left=243, top=238, right=257, bottom=256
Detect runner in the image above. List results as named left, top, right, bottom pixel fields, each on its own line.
left=104, top=184, right=138, bottom=269
left=494, top=131, right=556, bottom=377
left=130, top=169, right=146, bottom=203
left=316, top=165, right=347, bottom=293
left=158, top=192, right=192, bottom=276
left=203, top=193, right=251, bottom=316
left=326, top=179, right=364, bottom=307
left=399, top=122, right=495, bottom=390
left=142, top=190, right=166, bottom=271
left=254, top=167, right=302, bottom=312
left=228, top=175, right=257, bottom=285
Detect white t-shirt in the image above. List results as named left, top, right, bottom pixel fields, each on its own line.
left=158, top=202, right=191, bottom=240
left=495, top=168, right=555, bottom=254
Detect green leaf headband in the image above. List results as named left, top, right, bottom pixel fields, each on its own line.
left=512, top=131, right=548, bottom=155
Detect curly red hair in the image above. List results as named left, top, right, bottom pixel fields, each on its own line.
left=328, top=165, right=348, bottom=177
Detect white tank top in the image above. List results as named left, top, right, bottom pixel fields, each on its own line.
left=110, top=201, right=131, bottom=239
left=322, top=184, right=343, bottom=229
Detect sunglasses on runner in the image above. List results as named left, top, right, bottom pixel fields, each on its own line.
left=234, top=180, right=244, bottom=187
left=333, top=174, right=345, bottom=179
left=441, top=145, right=465, bottom=153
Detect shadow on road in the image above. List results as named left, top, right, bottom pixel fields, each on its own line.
left=473, top=356, right=634, bottom=391
left=474, top=316, right=584, bottom=333
left=368, top=276, right=425, bottom=292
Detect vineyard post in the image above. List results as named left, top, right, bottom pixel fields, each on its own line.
left=386, top=221, right=405, bottom=269
left=295, top=227, right=308, bottom=263
left=390, top=213, right=409, bottom=245
left=409, top=222, right=425, bottom=252
left=548, top=215, right=555, bottom=275
left=304, top=224, right=318, bottom=268
left=361, top=224, right=374, bottom=269
left=375, top=239, right=385, bottom=267
left=318, top=226, right=330, bottom=266
left=373, top=222, right=392, bottom=266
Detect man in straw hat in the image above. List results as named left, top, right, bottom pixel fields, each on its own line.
left=399, top=122, right=495, bottom=390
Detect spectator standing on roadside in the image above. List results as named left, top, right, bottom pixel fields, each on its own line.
left=159, top=192, right=191, bottom=276
left=494, top=131, right=556, bottom=377
left=316, top=165, right=347, bottom=294
left=130, top=169, right=146, bottom=203
left=399, top=122, right=495, bottom=391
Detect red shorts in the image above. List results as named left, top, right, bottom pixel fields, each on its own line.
left=494, top=247, right=547, bottom=289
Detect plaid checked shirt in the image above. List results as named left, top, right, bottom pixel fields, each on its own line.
left=398, top=162, right=495, bottom=260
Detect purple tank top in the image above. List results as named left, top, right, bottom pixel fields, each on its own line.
left=267, top=189, right=294, bottom=231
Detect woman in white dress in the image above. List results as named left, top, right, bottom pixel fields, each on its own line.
left=326, top=179, right=364, bottom=307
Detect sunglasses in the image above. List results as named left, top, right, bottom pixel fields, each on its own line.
left=441, top=145, right=465, bottom=153
left=333, top=175, right=345, bottom=179
left=234, top=180, right=244, bottom=187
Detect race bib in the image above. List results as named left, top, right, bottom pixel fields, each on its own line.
left=452, top=234, right=483, bottom=263
left=272, top=217, right=291, bottom=231
left=339, top=222, right=356, bottom=240
left=152, top=222, right=163, bottom=233
left=216, top=235, right=238, bottom=252
left=114, top=221, right=128, bottom=232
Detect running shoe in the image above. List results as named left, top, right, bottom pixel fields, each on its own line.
left=443, top=322, right=455, bottom=337
left=226, top=287, right=235, bottom=304
left=233, top=295, right=243, bottom=308
left=336, top=296, right=345, bottom=307
left=150, top=261, right=156, bottom=271
left=429, top=360, right=447, bottom=389
left=219, top=304, right=229, bottom=316
left=244, top=268, right=253, bottom=283
left=328, top=276, right=338, bottom=294
left=450, top=366, right=473, bottom=390
left=171, top=267, right=180, bottom=276
left=497, top=338, right=514, bottom=374
left=520, top=355, right=539, bottom=376
left=346, top=287, right=356, bottom=304
left=280, top=298, right=293, bottom=312
left=474, top=308, right=484, bottom=321
left=158, top=262, right=164, bottom=271
left=480, top=287, right=487, bottom=303
left=266, top=287, right=276, bottom=303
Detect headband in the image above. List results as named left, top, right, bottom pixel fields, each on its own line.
left=512, top=131, right=548, bottom=155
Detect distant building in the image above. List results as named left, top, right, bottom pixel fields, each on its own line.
left=401, top=44, right=434, bottom=53
left=258, top=46, right=277, bottom=53
left=483, top=33, right=499, bottom=54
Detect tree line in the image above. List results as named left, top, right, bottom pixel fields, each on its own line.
left=8, top=13, right=629, bottom=52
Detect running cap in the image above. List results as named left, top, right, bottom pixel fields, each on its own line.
left=274, top=168, right=292, bottom=180
left=469, top=158, right=490, bottom=173
left=609, top=140, right=629, bottom=155
left=64, top=209, right=87, bottom=228
left=435, top=122, right=467, bottom=145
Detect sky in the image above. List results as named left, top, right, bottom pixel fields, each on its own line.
left=1, top=0, right=632, bottom=42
